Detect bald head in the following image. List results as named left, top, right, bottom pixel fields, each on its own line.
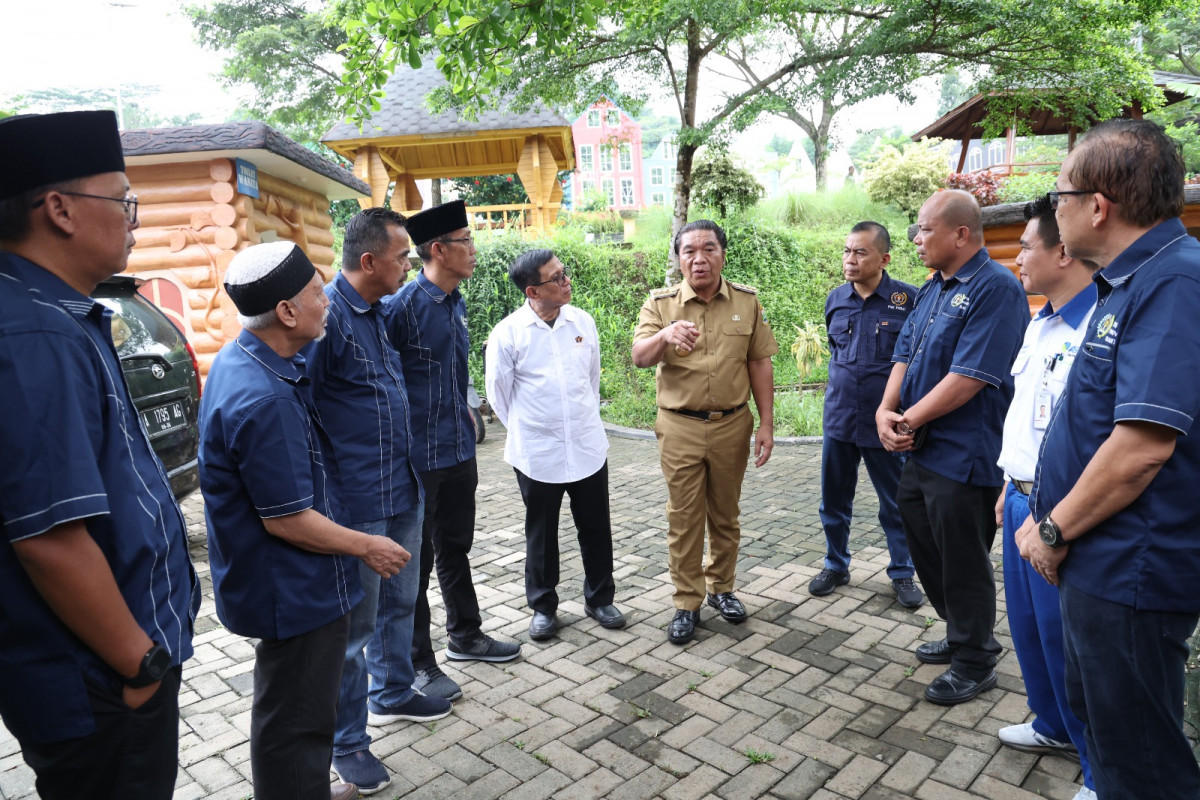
left=914, top=189, right=985, bottom=277
left=928, top=189, right=983, bottom=241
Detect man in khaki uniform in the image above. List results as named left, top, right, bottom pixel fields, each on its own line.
left=632, top=220, right=778, bottom=645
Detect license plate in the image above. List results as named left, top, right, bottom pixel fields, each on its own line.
left=142, top=401, right=186, bottom=436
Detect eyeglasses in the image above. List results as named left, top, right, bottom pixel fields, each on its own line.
left=532, top=266, right=570, bottom=287
left=439, top=235, right=475, bottom=247
left=1047, top=189, right=1112, bottom=210
left=32, top=191, right=139, bottom=224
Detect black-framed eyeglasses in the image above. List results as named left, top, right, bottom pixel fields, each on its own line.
left=1048, top=190, right=1111, bottom=210
left=439, top=235, right=475, bottom=247
left=31, top=191, right=139, bottom=224
left=532, top=266, right=570, bottom=287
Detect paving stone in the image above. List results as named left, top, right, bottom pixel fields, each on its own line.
left=770, top=757, right=840, bottom=800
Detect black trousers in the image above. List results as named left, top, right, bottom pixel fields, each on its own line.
left=515, top=461, right=616, bottom=615
left=22, top=666, right=183, bottom=800
left=250, top=612, right=350, bottom=800
left=412, top=457, right=483, bottom=668
left=896, top=459, right=1002, bottom=679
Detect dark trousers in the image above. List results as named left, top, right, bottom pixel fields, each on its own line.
left=412, top=457, right=483, bottom=668
left=819, top=435, right=914, bottom=579
left=896, top=459, right=1001, bottom=679
left=22, top=666, right=182, bottom=800
left=1061, top=581, right=1200, bottom=799
left=515, top=461, right=616, bottom=614
left=251, top=612, right=350, bottom=800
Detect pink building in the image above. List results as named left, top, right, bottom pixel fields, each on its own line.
left=570, top=100, right=645, bottom=211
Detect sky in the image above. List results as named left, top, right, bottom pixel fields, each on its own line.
left=2, top=0, right=237, bottom=122
left=1, top=0, right=940, bottom=164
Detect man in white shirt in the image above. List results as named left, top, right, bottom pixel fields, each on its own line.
left=485, top=249, right=625, bottom=640
left=995, top=195, right=1097, bottom=800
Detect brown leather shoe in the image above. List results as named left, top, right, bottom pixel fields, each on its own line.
left=331, top=782, right=358, bottom=800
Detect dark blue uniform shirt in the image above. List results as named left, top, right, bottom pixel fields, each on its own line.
left=1032, top=218, right=1200, bottom=613
left=0, top=253, right=199, bottom=745
left=304, top=272, right=421, bottom=524
left=199, top=330, right=363, bottom=640
left=892, top=248, right=1029, bottom=486
left=381, top=270, right=475, bottom=472
left=824, top=271, right=918, bottom=447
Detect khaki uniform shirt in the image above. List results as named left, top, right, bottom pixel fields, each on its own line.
left=634, top=278, right=779, bottom=411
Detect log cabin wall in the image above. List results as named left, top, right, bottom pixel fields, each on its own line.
left=125, top=158, right=338, bottom=378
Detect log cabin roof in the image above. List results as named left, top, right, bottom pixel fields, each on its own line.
left=121, top=121, right=369, bottom=201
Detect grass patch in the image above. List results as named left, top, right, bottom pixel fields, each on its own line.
left=744, top=748, right=776, bottom=764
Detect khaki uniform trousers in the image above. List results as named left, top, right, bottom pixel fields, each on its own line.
left=654, top=405, right=752, bottom=609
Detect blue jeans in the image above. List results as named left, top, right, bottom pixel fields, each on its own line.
left=333, top=505, right=423, bottom=755
left=819, top=435, right=913, bottom=579
left=1002, top=485, right=1092, bottom=790
left=1061, top=580, right=1200, bottom=798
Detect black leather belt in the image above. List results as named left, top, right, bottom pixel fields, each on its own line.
left=1012, top=479, right=1034, bottom=495
left=667, top=403, right=746, bottom=422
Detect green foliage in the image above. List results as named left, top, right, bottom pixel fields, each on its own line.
left=767, top=134, right=794, bottom=159
left=691, top=154, right=765, bottom=218
left=1164, top=117, right=1200, bottom=174
left=186, top=0, right=348, bottom=141
left=848, top=127, right=910, bottom=169
left=562, top=211, right=623, bottom=234
left=744, top=749, right=776, bottom=764
left=938, top=69, right=975, bottom=115
left=997, top=172, right=1059, bottom=204
left=791, top=322, right=828, bottom=381
left=863, top=142, right=951, bottom=222
left=448, top=175, right=529, bottom=206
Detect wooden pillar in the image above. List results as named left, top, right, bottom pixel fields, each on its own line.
left=517, top=134, right=558, bottom=232
left=389, top=173, right=423, bottom=213
left=1004, top=125, right=1016, bottom=176
left=956, top=134, right=970, bottom=173
left=352, top=146, right=390, bottom=209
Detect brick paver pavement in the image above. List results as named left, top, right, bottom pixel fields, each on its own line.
left=0, top=424, right=1090, bottom=800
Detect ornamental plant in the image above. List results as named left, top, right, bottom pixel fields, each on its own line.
left=945, top=171, right=1002, bottom=206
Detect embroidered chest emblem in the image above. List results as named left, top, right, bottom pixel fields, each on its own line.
left=459, top=314, right=468, bottom=329
left=950, top=293, right=969, bottom=309
left=890, top=291, right=908, bottom=306
left=1096, top=313, right=1115, bottom=338
left=732, top=314, right=741, bottom=321
left=575, top=336, right=583, bottom=343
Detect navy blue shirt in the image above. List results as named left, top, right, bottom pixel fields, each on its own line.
left=824, top=271, right=917, bottom=447
left=0, top=253, right=199, bottom=745
left=382, top=270, right=475, bottom=472
left=304, top=272, right=421, bottom=524
left=199, top=330, right=363, bottom=640
left=1032, top=219, right=1200, bottom=613
left=892, top=248, right=1029, bottom=486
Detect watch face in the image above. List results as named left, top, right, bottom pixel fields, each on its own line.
left=146, top=645, right=171, bottom=678
left=1039, top=519, right=1060, bottom=546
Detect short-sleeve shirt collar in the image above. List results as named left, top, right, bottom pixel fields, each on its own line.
left=679, top=276, right=731, bottom=304
left=331, top=270, right=372, bottom=315
left=414, top=269, right=460, bottom=305
left=4, top=254, right=101, bottom=320
left=1095, top=218, right=1190, bottom=291
left=516, top=301, right=581, bottom=330
left=945, top=248, right=990, bottom=285
left=235, top=328, right=308, bottom=386
left=1036, top=281, right=1097, bottom=328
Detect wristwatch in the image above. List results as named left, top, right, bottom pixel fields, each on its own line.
left=125, top=643, right=170, bottom=688
left=1038, top=514, right=1066, bottom=548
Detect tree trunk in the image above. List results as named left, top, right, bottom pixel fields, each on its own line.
left=430, top=177, right=442, bottom=206
left=666, top=17, right=704, bottom=286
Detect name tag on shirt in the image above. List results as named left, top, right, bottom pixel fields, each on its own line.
left=1034, top=390, right=1053, bottom=430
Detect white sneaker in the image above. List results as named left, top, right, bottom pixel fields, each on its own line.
left=997, top=722, right=1079, bottom=760
left=1071, top=787, right=1098, bottom=800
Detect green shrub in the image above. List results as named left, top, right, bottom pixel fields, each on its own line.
left=997, top=171, right=1059, bottom=204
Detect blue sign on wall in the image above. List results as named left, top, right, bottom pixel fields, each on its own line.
left=235, top=158, right=260, bottom=199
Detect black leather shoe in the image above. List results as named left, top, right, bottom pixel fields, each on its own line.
left=585, top=604, right=626, bottom=629
left=705, top=592, right=747, bottom=623
left=528, top=611, right=558, bottom=641
left=924, top=668, right=998, bottom=706
left=667, top=609, right=698, bottom=644
left=915, top=638, right=952, bottom=665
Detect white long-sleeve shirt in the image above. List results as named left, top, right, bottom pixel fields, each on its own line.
left=485, top=302, right=608, bottom=483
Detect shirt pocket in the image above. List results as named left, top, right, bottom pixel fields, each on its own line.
left=827, top=316, right=857, bottom=363
left=875, top=314, right=905, bottom=362
left=718, top=322, right=753, bottom=359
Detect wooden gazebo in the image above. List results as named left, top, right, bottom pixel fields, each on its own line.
left=913, top=71, right=1200, bottom=176
left=322, top=62, right=574, bottom=232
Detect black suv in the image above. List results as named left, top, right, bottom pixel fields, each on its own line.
left=92, top=276, right=201, bottom=501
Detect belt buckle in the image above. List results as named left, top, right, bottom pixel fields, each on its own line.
left=707, top=411, right=724, bottom=421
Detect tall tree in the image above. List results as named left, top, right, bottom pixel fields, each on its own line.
left=3, top=87, right=201, bottom=129
left=337, top=0, right=1186, bottom=280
